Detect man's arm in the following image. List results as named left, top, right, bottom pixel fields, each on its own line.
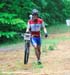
left=26, top=21, right=30, bottom=32
left=44, top=27, right=47, bottom=34
left=42, top=21, right=48, bottom=37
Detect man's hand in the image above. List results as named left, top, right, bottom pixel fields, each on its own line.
left=26, top=31, right=30, bottom=33
left=45, top=33, right=48, bottom=38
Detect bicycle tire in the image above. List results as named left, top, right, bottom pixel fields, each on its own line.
left=24, top=41, right=30, bottom=64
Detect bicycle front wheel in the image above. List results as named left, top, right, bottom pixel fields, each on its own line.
left=24, top=41, right=30, bottom=64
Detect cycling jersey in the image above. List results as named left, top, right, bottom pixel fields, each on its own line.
left=27, top=18, right=45, bottom=37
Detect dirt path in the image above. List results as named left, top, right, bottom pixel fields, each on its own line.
left=41, top=40, right=70, bottom=75
left=0, top=33, right=70, bottom=75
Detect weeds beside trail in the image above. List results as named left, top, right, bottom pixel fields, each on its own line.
left=0, top=33, right=70, bottom=75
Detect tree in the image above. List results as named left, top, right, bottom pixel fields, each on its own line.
left=0, top=0, right=69, bottom=42
left=32, top=0, right=66, bottom=24
left=0, top=2, right=26, bottom=41
left=62, top=0, right=70, bottom=18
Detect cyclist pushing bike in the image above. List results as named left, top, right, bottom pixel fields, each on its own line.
left=26, top=9, right=48, bottom=65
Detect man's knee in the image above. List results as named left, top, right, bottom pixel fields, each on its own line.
left=34, top=45, right=41, bottom=51
left=34, top=45, right=38, bottom=49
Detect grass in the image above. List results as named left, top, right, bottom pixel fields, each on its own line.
left=48, top=45, right=55, bottom=50
left=42, top=34, right=70, bottom=52
left=0, top=71, right=3, bottom=75
left=47, top=24, right=70, bottom=34
left=32, top=62, right=43, bottom=69
left=41, top=23, right=70, bottom=51
left=0, top=38, right=24, bottom=48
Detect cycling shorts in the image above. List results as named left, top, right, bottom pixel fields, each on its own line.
left=31, top=36, right=41, bottom=46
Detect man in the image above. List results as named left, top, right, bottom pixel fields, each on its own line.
left=26, top=9, right=48, bottom=64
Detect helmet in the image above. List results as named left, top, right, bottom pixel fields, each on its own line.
left=32, top=9, right=38, bottom=15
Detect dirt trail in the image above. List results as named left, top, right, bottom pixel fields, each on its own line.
left=0, top=33, right=70, bottom=75
left=41, top=41, right=70, bottom=75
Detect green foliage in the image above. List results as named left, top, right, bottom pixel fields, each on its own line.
left=0, top=0, right=67, bottom=23
left=62, top=0, right=70, bottom=18
left=0, top=0, right=70, bottom=43
left=31, top=0, right=66, bottom=24
left=0, top=13, right=26, bottom=39
left=0, top=31, right=17, bottom=38
left=0, top=3, right=5, bottom=9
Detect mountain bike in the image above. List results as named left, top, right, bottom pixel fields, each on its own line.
left=24, top=32, right=31, bottom=64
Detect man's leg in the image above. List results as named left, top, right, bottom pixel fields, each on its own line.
left=34, top=46, right=41, bottom=61
left=31, top=37, right=41, bottom=64
left=34, top=46, right=41, bottom=64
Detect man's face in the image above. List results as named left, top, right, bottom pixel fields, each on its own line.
left=32, top=14, right=38, bottom=20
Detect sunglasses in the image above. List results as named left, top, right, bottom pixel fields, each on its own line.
left=32, top=13, right=38, bottom=16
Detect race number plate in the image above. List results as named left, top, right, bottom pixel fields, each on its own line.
left=24, top=33, right=31, bottom=40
